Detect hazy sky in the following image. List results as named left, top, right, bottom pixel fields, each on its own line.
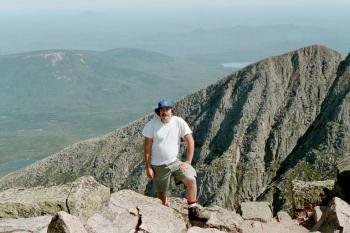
left=1, top=0, right=349, bottom=55
left=2, top=0, right=350, bottom=12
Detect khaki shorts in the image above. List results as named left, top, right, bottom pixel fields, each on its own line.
left=151, top=159, right=197, bottom=193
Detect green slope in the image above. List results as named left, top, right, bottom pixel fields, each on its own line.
left=0, top=48, right=230, bottom=176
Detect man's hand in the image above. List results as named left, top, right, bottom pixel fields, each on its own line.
left=180, top=162, right=189, bottom=172
left=144, top=137, right=154, bottom=179
left=146, top=167, right=155, bottom=179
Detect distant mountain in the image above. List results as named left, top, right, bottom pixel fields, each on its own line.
left=0, top=48, right=228, bottom=174
left=1, top=45, right=348, bottom=214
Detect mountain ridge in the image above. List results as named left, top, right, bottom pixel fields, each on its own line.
left=0, top=47, right=228, bottom=175
left=1, top=45, right=348, bottom=213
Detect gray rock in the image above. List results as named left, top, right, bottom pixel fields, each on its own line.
left=0, top=215, right=52, bottom=233
left=240, top=219, right=309, bottom=233
left=187, top=226, right=226, bottom=233
left=48, top=211, right=88, bottom=233
left=241, top=202, right=273, bottom=222
left=240, top=220, right=309, bottom=233
left=276, top=211, right=292, bottom=222
left=138, top=204, right=187, bottom=233
left=201, top=205, right=243, bottom=232
left=0, top=176, right=109, bottom=218
left=0, top=186, right=70, bottom=218
left=86, top=190, right=186, bottom=233
left=85, top=213, right=116, bottom=233
left=335, top=156, right=350, bottom=204
left=312, top=197, right=350, bottom=233
left=313, top=206, right=326, bottom=223
left=0, top=45, right=346, bottom=214
left=168, top=198, right=243, bottom=232
left=291, top=180, right=334, bottom=210
left=168, top=197, right=189, bottom=216
left=67, top=176, right=110, bottom=219
left=265, top=52, right=350, bottom=212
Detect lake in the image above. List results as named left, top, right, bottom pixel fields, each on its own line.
left=221, top=62, right=252, bottom=68
left=0, top=159, right=36, bottom=170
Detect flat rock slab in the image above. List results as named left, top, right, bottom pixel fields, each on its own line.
left=201, top=206, right=243, bottom=232
left=240, top=202, right=273, bottom=222
left=0, top=215, right=52, bottom=233
left=187, top=226, right=226, bottom=233
left=138, top=204, right=187, bottom=233
left=86, top=190, right=187, bottom=233
left=241, top=220, right=309, bottom=233
left=0, top=176, right=110, bottom=218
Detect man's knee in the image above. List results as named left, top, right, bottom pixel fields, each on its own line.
left=182, top=176, right=196, bottom=187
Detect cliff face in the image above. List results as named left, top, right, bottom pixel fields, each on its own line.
left=175, top=45, right=342, bottom=209
left=261, top=52, right=350, bottom=211
left=0, top=45, right=348, bottom=212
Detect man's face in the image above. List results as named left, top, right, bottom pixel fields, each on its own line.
left=159, top=107, right=172, bottom=123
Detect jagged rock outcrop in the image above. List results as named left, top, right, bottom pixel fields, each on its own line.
left=0, top=45, right=348, bottom=214
left=334, top=156, right=350, bottom=204
left=291, top=180, right=334, bottom=210
left=86, top=189, right=187, bottom=233
left=0, top=176, right=310, bottom=233
left=312, top=197, right=350, bottom=232
left=260, top=51, right=350, bottom=212
left=48, top=211, right=88, bottom=233
left=0, top=176, right=109, bottom=218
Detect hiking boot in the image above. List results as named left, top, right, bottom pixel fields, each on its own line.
left=188, top=206, right=207, bottom=222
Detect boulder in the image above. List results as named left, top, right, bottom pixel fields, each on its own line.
left=85, top=213, right=116, bottom=233
left=313, top=206, right=326, bottom=223
left=240, top=202, right=273, bottom=222
left=291, top=180, right=334, bottom=210
left=201, top=206, right=243, bottom=232
left=137, top=204, right=187, bottom=233
left=168, top=197, right=189, bottom=216
left=0, top=186, right=70, bottom=218
left=86, top=190, right=187, bottom=233
left=48, top=211, right=87, bottom=233
left=276, top=211, right=292, bottom=222
left=0, top=176, right=109, bottom=219
left=66, top=176, right=110, bottom=219
left=335, top=157, right=350, bottom=204
left=240, top=219, right=309, bottom=233
left=312, top=197, right=350, bottom=232
left=168, top=198, right=243, bottom=232
left=0, top=215, right=51, bottom=233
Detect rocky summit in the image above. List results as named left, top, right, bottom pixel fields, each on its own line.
left=0, top=176, right=311, bottom=233
left=0, top=45, right=349, bottom=215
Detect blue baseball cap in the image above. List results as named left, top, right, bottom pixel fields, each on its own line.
left=154, top=99, right=173, bottom=113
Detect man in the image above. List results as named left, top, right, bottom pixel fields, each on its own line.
left=142, top=99, right=202, bottom=221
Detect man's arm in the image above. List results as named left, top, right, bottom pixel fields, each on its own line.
left=144, top=137, right=154, bottom=179
left=183, top=134, right=194, bottom=164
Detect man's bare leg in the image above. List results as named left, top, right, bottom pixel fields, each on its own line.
left=181, top=176, right=197, bottom=204
left=157, top=192, right=168, bottom=206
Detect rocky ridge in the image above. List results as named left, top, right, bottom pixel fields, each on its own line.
left=0, top=45, right=349, bottom=215
left=1, top=176, right=350, bottom=233
left=0, top=176, right=311, bottom=233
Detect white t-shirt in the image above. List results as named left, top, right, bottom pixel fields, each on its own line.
left=142, top=115, right=192, bottom=165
